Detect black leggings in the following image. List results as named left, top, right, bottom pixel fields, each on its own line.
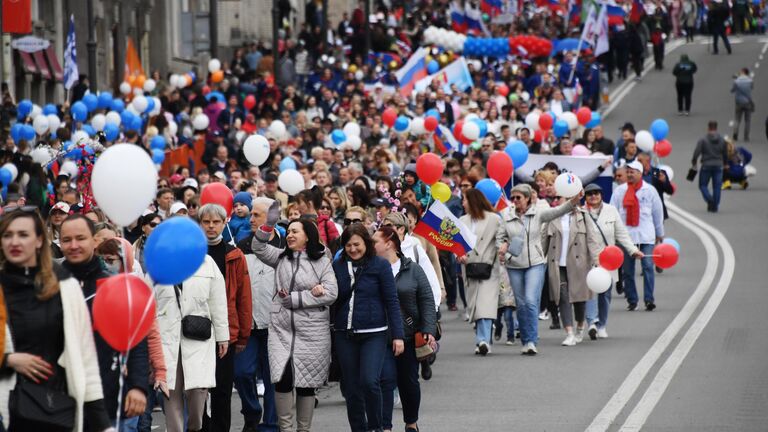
left=676, top=82, right=693, bottom=112
left=275, top=358, right=316, bottom=396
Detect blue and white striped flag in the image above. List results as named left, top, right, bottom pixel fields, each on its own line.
left=64, top=15, right=79, bottom=90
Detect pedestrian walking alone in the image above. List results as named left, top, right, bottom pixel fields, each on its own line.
left=732, top=68, right=754, bottom=142
left=682, top=0, right=698, bottom=42
left=692, top=121, right=729, bottom=212
left=673, top=54, right=697, bottom=115
left=708, top=0, right=732, bottom=55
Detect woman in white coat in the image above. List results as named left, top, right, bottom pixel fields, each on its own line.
left=154, top=255, right=229, bottom=432
left=459, top=189, right=503, bottom=356
left=583, top=184, right=644, bottom=339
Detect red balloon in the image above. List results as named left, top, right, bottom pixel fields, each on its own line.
left=93, top=274, right=156, bottom=352
left=244, top=94, right=256, bottom=110
left=424, top=116, right=439, bottom=132
left=533, top=129, right=544, bottom=143
left=538, top=113, right=554, bottom=130
left=415, top=153, right=443, bottom=185
left=498, top=83, right=510, bottom=97
left=670, top=181, right=677, bottom=194
left=576, top=107, right=592, bottom=125
left=200, top=183, right=234, bottom=215
left=599, top=245, right=624, bottom=271
left=453, top=120, right=464, bottom=139
left=653, top=243, right=679, bottom=269
left=202, top=85, right=211, bottom=96
left=487, top=151, right=514, bottom=185
left=383, top=107, right=398, bottom=127
left=655, top=139, right=672, bottom=157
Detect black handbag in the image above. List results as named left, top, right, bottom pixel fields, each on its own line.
left=9, top=378, right=76, bottom=430
left=175, top=285, right=212, bottom=341
left=686, top=167, right=697, bottom=182
left=465, top=263, right=493, bottom=280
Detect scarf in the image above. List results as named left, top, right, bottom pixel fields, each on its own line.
left=623, top=181, right=643, bottom=227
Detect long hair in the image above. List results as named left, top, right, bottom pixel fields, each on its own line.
left=464, top=189, right=494, bottom=220
left=348, top=184, right=371, bottom=208
left=340, top=223, right=375, bottom=261
left=330, top=186, right=349, bottom=213
left=0, top=211, right=60, bottom=300
left=280, top=219, right=326, bottom=261
left=376, top=225, right=402, bottom=257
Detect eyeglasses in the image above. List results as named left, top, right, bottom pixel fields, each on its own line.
left=344, top=218, right=363, bottom=226
left=2, top=205, right=37, bottom=214
left=510, top=196, right=524, bottom=201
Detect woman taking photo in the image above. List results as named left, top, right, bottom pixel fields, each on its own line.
left=332, top=224, right=404, bottom=432
left=0, top=209, right=112, bottom=432
left=496, top=184, right=582, bottom=355
left=544, top=195, right=603, bottom=346
left=458, top=189, right=503, bottom=356
left=374, top=225, right=436, bottom=432
left=251, top=204, right=338, bottom=432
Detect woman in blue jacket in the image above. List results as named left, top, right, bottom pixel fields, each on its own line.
left=333, top=223, right=404, bottom=432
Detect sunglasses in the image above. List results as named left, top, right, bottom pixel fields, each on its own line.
left=147, top=221, right=160, bottom=228
left=585, top=191, right=601, bottom=196
left=3, top=205, right=37, bottom=214
left=344, top=218, right=363, bottom=226
left=319, top=206, right=331, bottom=210
left=510, top=196, right=524, bottom=201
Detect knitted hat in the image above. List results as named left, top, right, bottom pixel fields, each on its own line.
left=233, top=192, right=253, bottom=211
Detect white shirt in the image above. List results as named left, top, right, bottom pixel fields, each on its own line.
left=609, top=181, right=665, bottom=245
left=559, top=214, right=570, bottom=266
left=401, top=234, right=441, bottom=311
left=391, top=259, right=401, bottom=279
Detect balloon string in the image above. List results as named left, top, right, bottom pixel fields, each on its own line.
left=115, top=353, right=128, bottom=426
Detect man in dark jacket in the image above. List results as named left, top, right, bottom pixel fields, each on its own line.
left=59, top=214, right=149, bottom=430
left=708, top=0, right=732, bottom=55
left=673, top=54, right=697, bottom=115
left=692, top=121, right=729, bottom=212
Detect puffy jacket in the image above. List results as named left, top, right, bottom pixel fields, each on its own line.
left=496, top=201, right=575, bottom=269
left=224, top=245, right=253, bottom=346
left=238, top=231, right=285, bottom=330
left=332, top=255, right=404, bottom=339
left=393, top=257, right=436, bottom=340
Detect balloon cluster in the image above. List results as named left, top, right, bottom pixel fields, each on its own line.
left=508, top=35, right=554, bottom=58
left=422, top=26, right=466, bottom=52
left=422, top=26, right=554, bottom=59
left=120, top=73, right=159, bottom=97
left=463, top=37, right=510, bottom=58
left=588, top=237, right=681, bottom=294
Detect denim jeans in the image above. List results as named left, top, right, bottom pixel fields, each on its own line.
left=474, top=318, right=493, bottom=345
left=495, top=306, right=516, bottom=340
left=622, top=244, right=656, bottom=305
left=113, top=416, right=139, bottom=432
left=234, top=328, right=277, bottom=431
left=335, top=331, right=388, bottom=432
left=137, top=387, right=164, bottom=432
left=381, top=339, right=420, bottom=429
left=699, top=166, right=723, bottom=210
left=507, top=264, right=547, bottom=345
left=585, top=283, right=612, bottom=328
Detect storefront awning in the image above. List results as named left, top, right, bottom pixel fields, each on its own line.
left=45, top=46, right=63, bottom=82
left=32, top=50, right=51, bottom=80
left=18, top=50, right=38, bottom=75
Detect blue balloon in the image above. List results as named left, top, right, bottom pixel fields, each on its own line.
left=47, top=183, right=54, bottom=195
left=144, top=217, right=208, bottom=285
left=586, top=111, right=601, bottom=129
left=394, top=116, right=410, bottom=132
left=206, top=91, right=226, bottom=103
left=104, top=123, right=119, bottom=141
left=504, top=140, right=529, bottom=168
left=476, top=178, right=502, bottom=206
left=152, top=148, right=166, bottom=164
left=43, top=104, right=57, bottom=116
left=128, top=115, right=143, bottom=131
left=97, top=92, right=113, bottom=109
left=279, top=157, right=297, bottom=171
left=67, top=147, right=83, bottom=160
left=63, top=140, right=73, bottom=151
left=331, top=129, right=347, bottom=145
left=120, top=110, right=135, bottom=127
left=71, top=101, right=88, bottom=122
left=82, top=94, right=98, bottom=112
left=472, top=118, right=488, bottom=138
left=111, top=99, right=125, bottom=113
left=82, top=125, right=96, bottom=136
left=650, top=118, right=669, bottom=141
left=18, top=100, right=33, bottom=118
left=427, top=60, right=440, bottom=74
left=146, top=97, right=155, bottom=114
left=0, top=168, right=12, bottom=187
left=553, top=119, right=569, bottom=138
left=84, top=145, right=95, bottom=156
left=21, top=125, right=36, bottom=141
left=10, top=124, right=23, bottom=142
left=426, top=109, right=441, bottom=121
left=663, top=238, right=681, bottom=253
left=150, top=135, right=166, bottom=150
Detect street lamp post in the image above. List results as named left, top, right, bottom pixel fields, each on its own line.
left=210, top=0, right=219, bottom=58
left=86, top=0, right=97, bottom=89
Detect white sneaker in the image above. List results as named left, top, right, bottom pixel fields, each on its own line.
left=478, top=341, right=489, bottom=356
left=574, top=328, right=585, bottom=344
left=538, top=310, right=550, bottom=320
left=521, top=342, right=537, bottom=355
left=588, top=324, right=598, bottom=341
left=597, top=328, right=609, bottom=338
left=562, top=334, right=577, bottom=346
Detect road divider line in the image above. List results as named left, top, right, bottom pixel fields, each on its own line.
left=585, top=206, right=720, bottom=432
left=618, top=203, right=736, bottom=431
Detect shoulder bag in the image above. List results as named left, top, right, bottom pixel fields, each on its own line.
left=175, top=284, right=212, bottom=341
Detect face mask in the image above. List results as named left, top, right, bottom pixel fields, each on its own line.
left=104, top=261, right=122, bottom=274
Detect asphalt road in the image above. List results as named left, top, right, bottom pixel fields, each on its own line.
left=152, top=35, right=768, bottom=432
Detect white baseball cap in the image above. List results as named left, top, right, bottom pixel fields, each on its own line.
left=626, top=161, right=644, bottom=172
left=170, top=202, right=188, bottom=215
left=49, top=202, right=71, bottom=214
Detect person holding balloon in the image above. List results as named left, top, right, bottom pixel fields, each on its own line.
left=0, top=208, right=115, bottom=432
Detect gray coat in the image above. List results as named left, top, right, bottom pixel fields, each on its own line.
left=496, top=201, right=575, bottom=269
left=251, top=232, right=338, bottom=388
left=731, top=75, right=753, bottom=106
left=461, top=211, right=503, bottom=321
left=394, top=257, right=437, bottom=340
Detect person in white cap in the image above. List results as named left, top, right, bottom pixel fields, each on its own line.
left=47, top=201, right=71, bottom=258
left=609, top=160, right=664, bottom=312
left=169, top=202, right=189, bottom=217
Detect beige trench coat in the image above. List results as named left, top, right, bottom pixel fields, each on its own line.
left=461, top=211, right=503, bottom=321
left=546, top=209, right=603, bottom=304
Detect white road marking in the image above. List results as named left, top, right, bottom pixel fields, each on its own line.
left=755, top=62, right=760, bottom=69
left=762, top=42, right=768, bottom=54
left=619, top=203, right=736, bottom=431
left=585, top=207, right=720, bottom=432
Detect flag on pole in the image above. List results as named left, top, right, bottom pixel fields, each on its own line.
left=124, top=37, right=145, bottom=81
left=579, top=4, right=599, bottom=46
left=394, top=47, right=429, bottom=97
left=595, top=4, right=610, bottom=56
left=432, top=125, right=459, bottom=154
left=63, top=14, right=79, bottom=90
left=413, top=201, right=477, bottom=257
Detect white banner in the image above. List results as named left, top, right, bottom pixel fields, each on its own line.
left=518, top=154, right=613, bottom=178
left=414, top=57, right=474, bottom=94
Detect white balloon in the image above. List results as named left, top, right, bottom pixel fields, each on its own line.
left=278, top=169, right=304, bottom=196
left=30, top=104, right=42, bottom=119
left=2, top=163, right=18, bottom=182
left=243, top=134, right=271, bottom=166
left=525, top=112, right=541, bottom=131
left=168, top=121, right=178, bottom=136
left=343, top=122, right=361, bottom=137
left=587, top=267, right=612, bottom=294
left=345, top=135, right=362, bottom=151
left=143, top=79, right=156, bottom=92
left=91, top=114, right=106, bottom=131
left=91, top=144, right=158, bottom=226
left=354, top=70, right=364, bottom=81
left=462, top=121, right=480, bottom=140
left=746, top=164, right=757, bottom=177
left=132, top=95, right=148, bottom=113
left=126, top=104, right=140, bottom=116
left=169, top=74, right=179, bottom=88
left=208, top=58, right=222, bottom=73
left=192, top=114, right=210, bottom=130
left=60, top=160, right=79, bottom=179
left=235, top=130, right=247, bottom=144
left=658, top=164, right=674, bottom=181
left=562, top=111, right=578, bottom=130
left=554, top=172, right=583, bottom=198
left=410, top=118, right=426, bottom=135
left=133, top=87, right=144, bottom=96
left=33, top=115, right=49, bottom=135
left=150, top=97, right=162, bottom=116
left=105, top=111, right=121, bottom=126
left=46, top=114, right=61, bottom=132
left=464, top=113, right=479, bottom=122
left=30, top=147, right=52, bottom=165
left=119, top=82, right=132, bottom=95
left=635, top=130, right=655, bottom=153
left=71, top=130, right=89, bottom=145
left=269, top=120, right=287, bottom=139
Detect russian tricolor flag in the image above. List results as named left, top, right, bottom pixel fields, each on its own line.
left=433, top=125, right=459, bottom=154
left=450, top=3, right=468, bottom=33
left=413, top=201, right=477, bottom=257
left=606, top=5, right=626, bottom=25
left=480, top=0, right=503, bottom=17
left=630, top=0, right=644, bottom=23
left=394, top=48, right=428, bottom=96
